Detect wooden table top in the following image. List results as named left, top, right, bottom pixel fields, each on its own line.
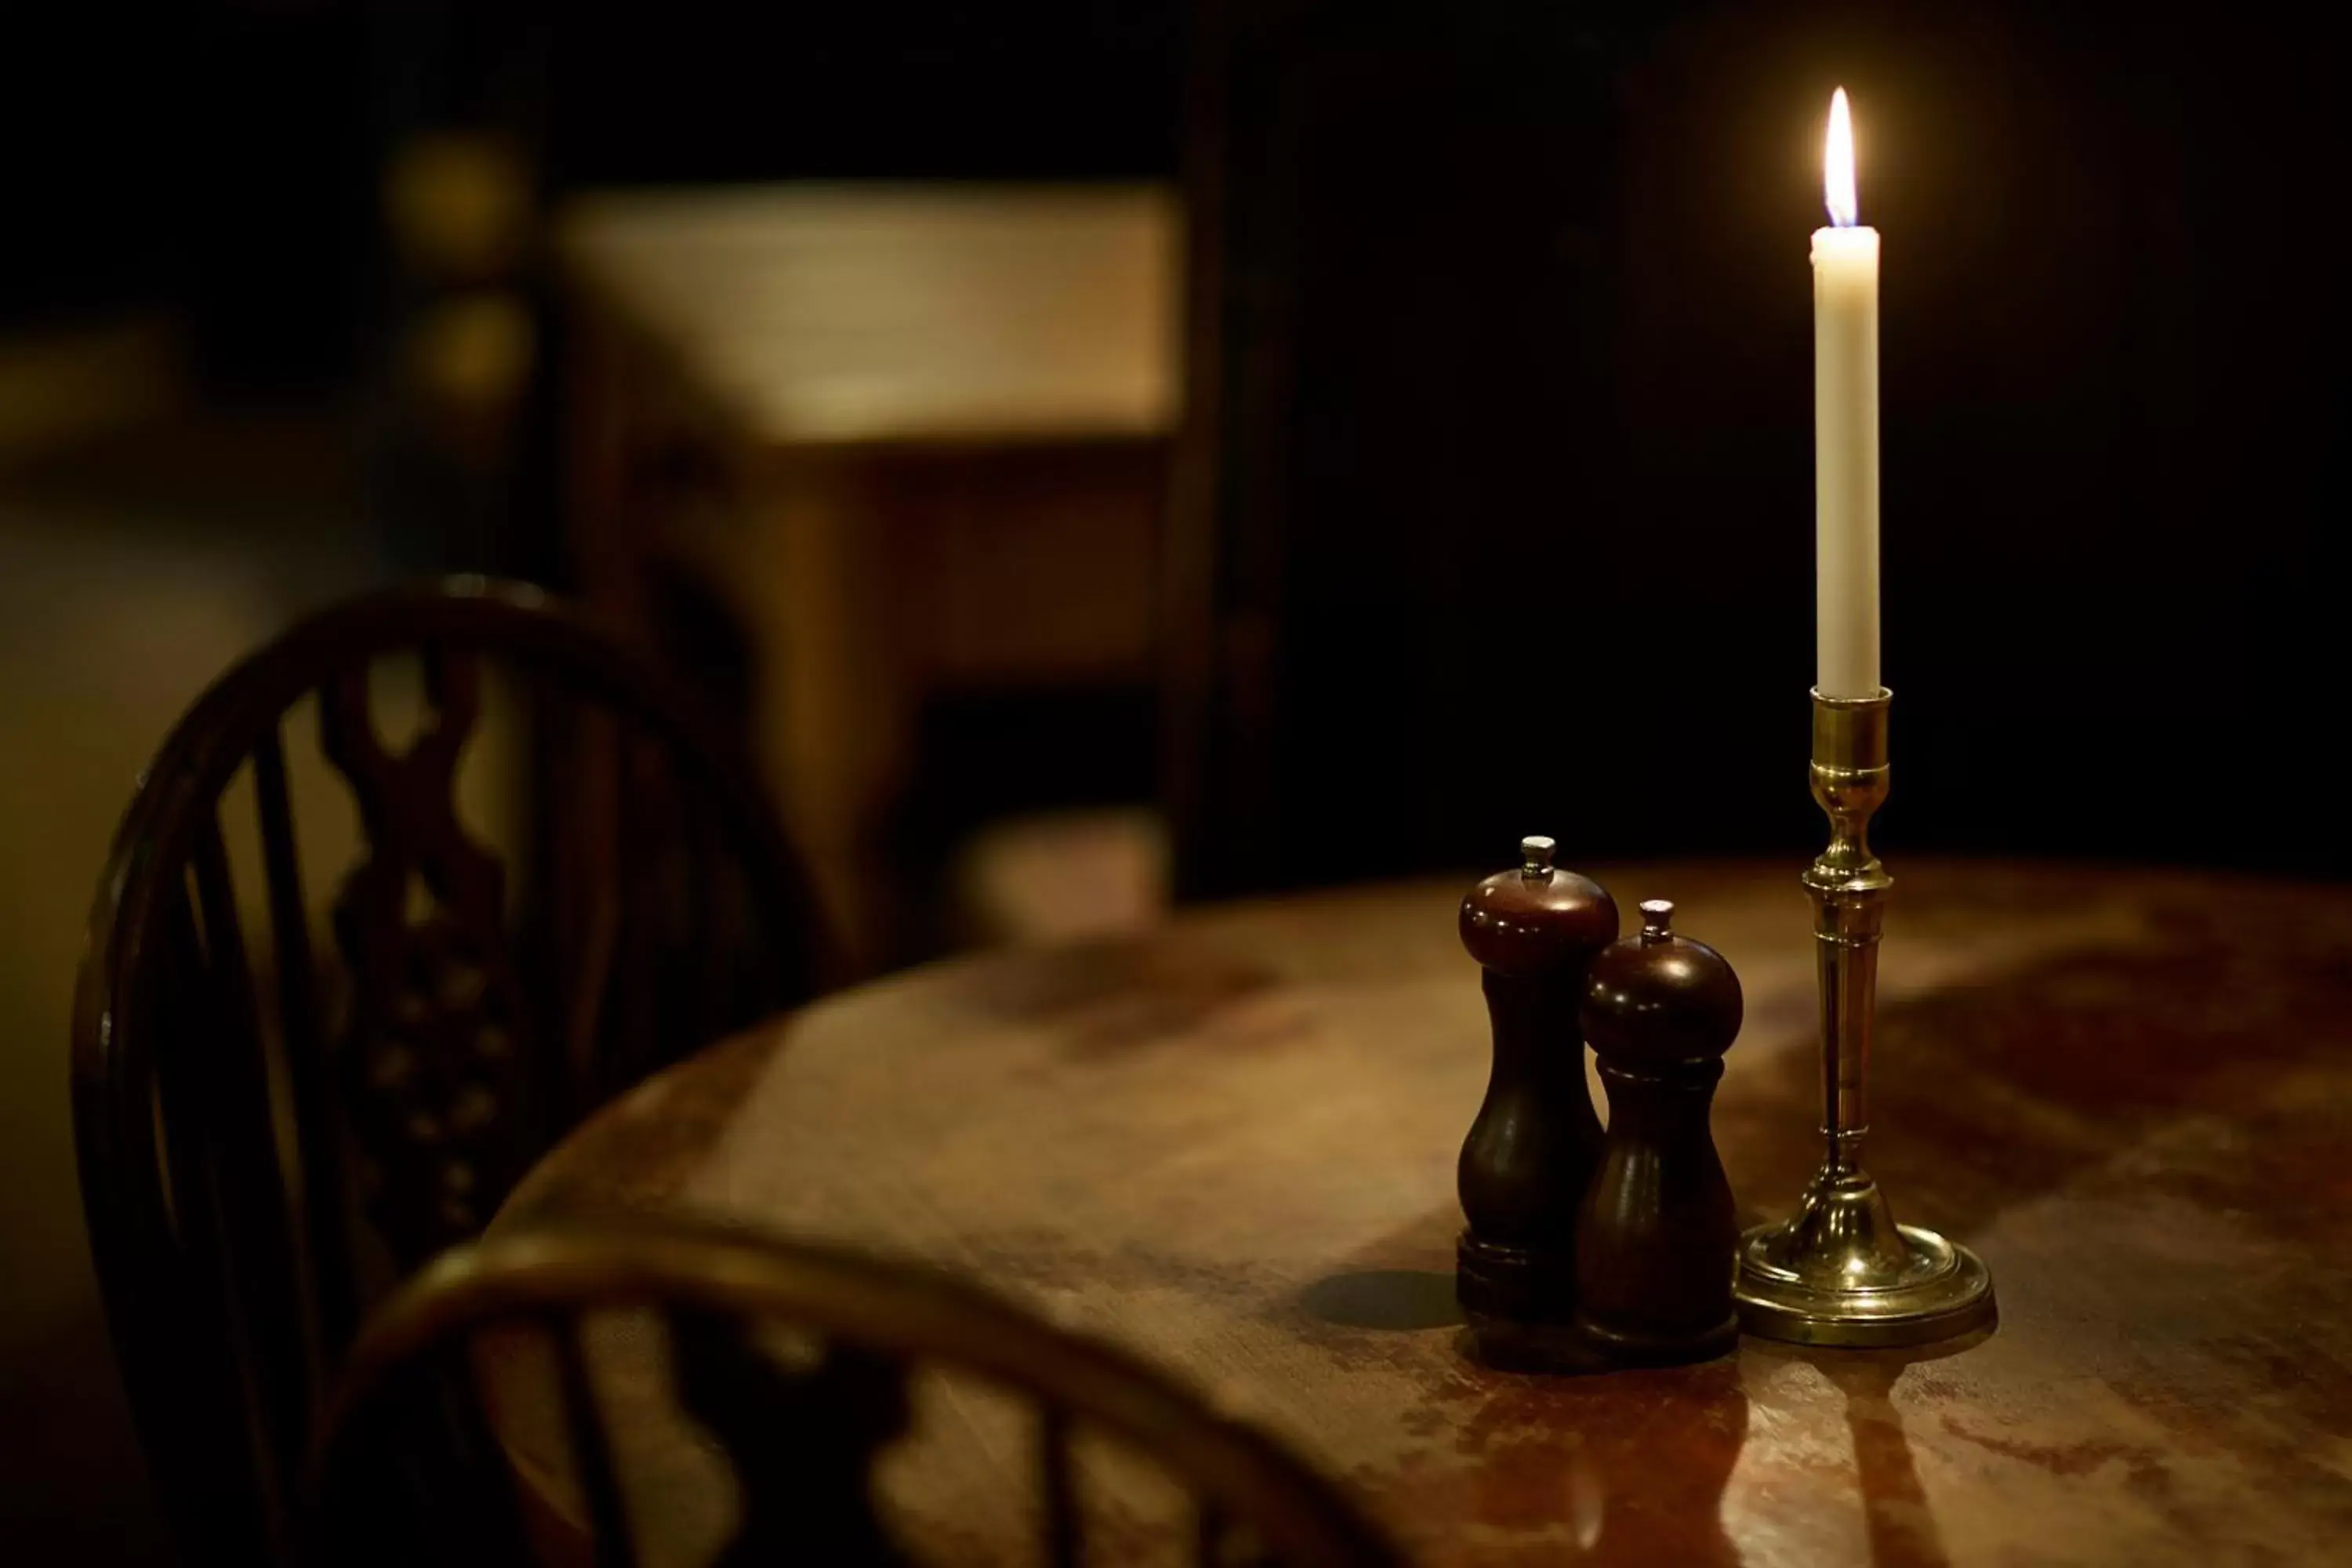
left=558, top=183, right=1179, bottom=448
left=502, top=860, right=2352, bottom=1565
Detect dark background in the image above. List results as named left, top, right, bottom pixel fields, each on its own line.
left=9, top=2, right=2343, bottom=886
left=0, top=3, right=1183, bottom=366
left=6, top=2, right=2351, bottom=1557
left=1175, top=1, right=2352, bottom=890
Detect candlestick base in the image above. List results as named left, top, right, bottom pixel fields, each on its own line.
left=1733, top=1171, right=1995, bottom=1347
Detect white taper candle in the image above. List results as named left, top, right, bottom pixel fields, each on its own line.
left=1814, top=87, right=1882, bottom=699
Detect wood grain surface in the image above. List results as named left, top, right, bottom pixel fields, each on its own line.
left=499, top=860, right=2352, bottom=1565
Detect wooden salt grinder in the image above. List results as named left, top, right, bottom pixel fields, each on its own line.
left=1575, top=898, right=1744, bottom=1363
left=1456, top=836, right=1619, bottom=1326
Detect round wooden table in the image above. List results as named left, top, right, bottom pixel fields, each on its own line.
left=499, top=860, right=2352, bottom=1565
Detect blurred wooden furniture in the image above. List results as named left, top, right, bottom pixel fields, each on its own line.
left=310, top=1219, right=1400, bottom=1567
left=71, top=577, right=830, bottom=1568
left=503, top=859, right=2352, bottom=1564
left=560, top=184, right=1181, bottom=966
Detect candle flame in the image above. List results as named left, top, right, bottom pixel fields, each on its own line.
left=1825, top=87, right=1858, bottom=227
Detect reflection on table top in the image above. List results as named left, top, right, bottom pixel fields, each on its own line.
left=502, top=859, right=2352, bottom=1565
left=558, top=183, right=1180, bottom=448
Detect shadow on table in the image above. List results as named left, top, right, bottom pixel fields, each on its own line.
left=1755, top=1334, right=1992, bottom=1568
left=1288, top=1192, right=1990, bottom=1564
left=1305, top=1288, right=1968, bottom=1568
left=1295, top=1229, right=1749, bottom=1566
left=1453, top=1356, right=1750, bottom=1566
left=1297, top=1269, right=1465, bottom=1331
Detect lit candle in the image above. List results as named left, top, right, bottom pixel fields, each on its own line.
left=1814, top=87, right=1880, bottom=699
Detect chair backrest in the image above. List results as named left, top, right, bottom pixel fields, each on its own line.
left=307, top=1220, right=1403, bottom=1568
left=72, top=577, right=833, bottom=1566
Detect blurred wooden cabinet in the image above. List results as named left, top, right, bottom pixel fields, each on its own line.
left=560, top=185, right=1180, bottom=967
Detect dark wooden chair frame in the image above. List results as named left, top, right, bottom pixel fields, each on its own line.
left=310, top=1218, right=1403, bottom=1568
left=72, top=576, right=833, bottom=1566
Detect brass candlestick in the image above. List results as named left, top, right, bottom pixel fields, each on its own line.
left=1733, top=688, right=1996, bottom=1346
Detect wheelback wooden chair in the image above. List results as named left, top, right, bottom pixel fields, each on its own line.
left=306, top=1218, right=1403, bottom=1567
left=71, top=578, right=833, bottom=1566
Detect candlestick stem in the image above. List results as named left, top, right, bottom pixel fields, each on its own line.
left=1733, top=688, right=1996, bottom=1346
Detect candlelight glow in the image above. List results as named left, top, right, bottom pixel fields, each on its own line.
left=1825, top=88, right=1858, bottom=227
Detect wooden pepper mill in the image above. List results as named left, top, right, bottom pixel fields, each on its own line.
left=1575, top=898, right=1744, bottom=1363
left=1457, top=836, right=1619, bottom=1329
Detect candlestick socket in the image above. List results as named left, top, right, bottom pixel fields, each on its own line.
left=1810, top=687, right=1890, bottom=771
